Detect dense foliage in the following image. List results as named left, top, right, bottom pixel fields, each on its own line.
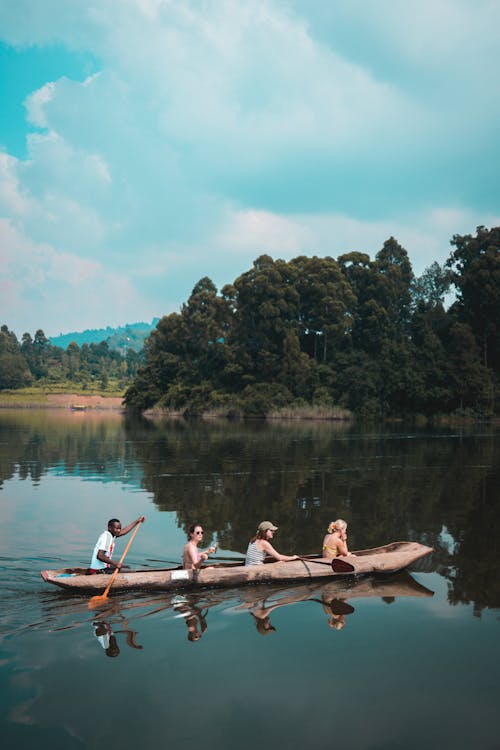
left=124, top=226, right=499, bottom=418
left=0, top=326, right=142, bottom=392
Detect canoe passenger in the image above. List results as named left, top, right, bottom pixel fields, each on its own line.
left=89, top=516, right=145, bottom=574
left=245, top=521, right=299, bottom=566
left=322, top=519, right=355, bottom=559
left=182, top=523, right=217, bottom=570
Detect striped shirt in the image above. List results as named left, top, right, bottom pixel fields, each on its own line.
left=245, top=541, right=266, bottom=566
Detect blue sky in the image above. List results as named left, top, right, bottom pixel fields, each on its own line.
left=1, top=0, right=499, bottom=337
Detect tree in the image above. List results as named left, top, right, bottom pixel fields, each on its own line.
left=0, top=326, right=32, bottom=389
left=229, top=255, right=300, bottom=383
left=290, top=255, right=355, bottom=363
left=447, top=226, right=500, bottom=370
left=413, top=262, right=452, bottom=308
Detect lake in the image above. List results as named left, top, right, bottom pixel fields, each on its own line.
left=0, top=409, right=498, bottom=750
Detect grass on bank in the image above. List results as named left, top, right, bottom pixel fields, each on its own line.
left=0, top=380, right=126, bottom=405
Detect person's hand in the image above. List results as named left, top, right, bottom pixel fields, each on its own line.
left=208, top=546, right=217, bottom=554
left=115, top=562, right=122, bottom=570
left=201, top=553, right=208, bottom=561
left=137, top=515, right=145, bottom=524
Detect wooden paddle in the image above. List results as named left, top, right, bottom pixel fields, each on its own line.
left=88, top=523, right=141, bottom=609
left=298, top=556, right=355, bottom=573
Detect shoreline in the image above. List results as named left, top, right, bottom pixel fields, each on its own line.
left=0, top=393, right=124, bottom=410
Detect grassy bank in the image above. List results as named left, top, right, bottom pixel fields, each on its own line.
left=0, top=385, right=125, bottom=409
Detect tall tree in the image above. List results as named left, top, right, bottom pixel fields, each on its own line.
left=229, top=255, right=300, bottom=383
left=291, top=255, right=355, bottom=363
left=446, top=226, right=500, bottom=370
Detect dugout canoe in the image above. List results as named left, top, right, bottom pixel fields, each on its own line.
left=40, top=541, right=432, bottom=593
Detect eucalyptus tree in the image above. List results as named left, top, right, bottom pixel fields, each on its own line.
left=446, top=226, right=500, bottom=371
left=0, top=325, right=32, bottom=389
left=290, top=255, right=355, bottom=363
left=337, top=239, right=417, bottom=415
left=229, top=255, right=301, bottom=385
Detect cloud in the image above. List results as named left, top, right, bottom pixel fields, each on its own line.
left=0, top=1, right=499, bottom=333
left=0, top=218, right=156, bottom=336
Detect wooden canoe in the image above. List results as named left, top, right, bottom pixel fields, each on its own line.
left=40, top=541, right=433, bottom=593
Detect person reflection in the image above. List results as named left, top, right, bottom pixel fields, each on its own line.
left=92, top=612, right=143, bottom=657
left=93, top=621, right=120, bottom=657
left=320, top=597, right=355, bottom=631
left=250, top=611, right=276, bottom=635
left=173, top=595, right=209, bottom=642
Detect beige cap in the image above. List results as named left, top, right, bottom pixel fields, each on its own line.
left=257, top=521, right=278, bottom=532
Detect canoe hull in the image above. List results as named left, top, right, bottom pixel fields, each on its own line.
left=41, top=541, right=433, bottom=593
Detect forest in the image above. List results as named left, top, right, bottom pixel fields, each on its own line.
left=0, top=327, right=142, bottom=392
left=124, top=225, right=499, bottom=418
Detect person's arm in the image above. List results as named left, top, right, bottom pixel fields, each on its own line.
left=262, top=540, right=299, bottom=562
left=97, top=548, right=121, bottom=570
left=118, top=516, right=145, bottom=537
left=187, top=544, right=208, bottom=570
left=336, top=531, right=356, bottom=557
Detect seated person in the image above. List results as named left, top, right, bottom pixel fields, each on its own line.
left=321, top=519, right=355, bottom=559
left=182, top=523, right=216, bottom=570
left=245, top=521, right=299, bottom=565
left=89, top=516, right=145, bottom=573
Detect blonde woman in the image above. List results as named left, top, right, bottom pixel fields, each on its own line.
left=322, top=519, right=355, bottom=559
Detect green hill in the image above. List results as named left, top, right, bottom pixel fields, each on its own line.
left=50, top=319, right=159, bottom=353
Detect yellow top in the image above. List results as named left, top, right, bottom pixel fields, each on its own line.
left=322, top=543, right=338, bottom=558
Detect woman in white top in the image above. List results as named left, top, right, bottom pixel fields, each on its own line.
left=245, top=521, right=299, bottom=566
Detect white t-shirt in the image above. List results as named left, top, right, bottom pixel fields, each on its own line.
left=90, top=530, right=115, bottom=570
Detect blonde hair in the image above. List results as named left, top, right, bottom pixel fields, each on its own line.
left=327, top=519, right=347, bottom=534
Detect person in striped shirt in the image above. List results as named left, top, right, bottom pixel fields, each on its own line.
left=245, top=521, right=299, bottom=566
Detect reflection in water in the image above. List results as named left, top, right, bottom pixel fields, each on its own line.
left=30, top=571, right=435, bottom=652
left=234, top=572, right=434, bottom=636
left=93, top=622, right=120, bottom=657
left=1, top=409, right=499, bottom=613
left=172, top=595, right=210, bottom=642
left=92, top=601, right=143, bottom=657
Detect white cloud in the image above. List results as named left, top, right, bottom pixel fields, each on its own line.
left=0, top=0, right=498, bottom=332
left=0, top=218, right=155, bottom=336
left=25, top=82, right=56, bottom=128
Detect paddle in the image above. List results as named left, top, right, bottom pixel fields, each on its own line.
left=298, top=556, right=355, bottom=573
left=88, top=524, right=141, bottom=609
left=146, top=555, right=246, bottom=565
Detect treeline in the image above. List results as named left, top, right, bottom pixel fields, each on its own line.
left=125, top=225, right=499, bottom=418
left=0, top=327, right=142, bottom=391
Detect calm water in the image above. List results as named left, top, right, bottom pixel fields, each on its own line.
left=0, top=409, right=498, bottom=750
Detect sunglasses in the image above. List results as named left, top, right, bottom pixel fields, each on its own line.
left=195, top=530, right=204, bottom=535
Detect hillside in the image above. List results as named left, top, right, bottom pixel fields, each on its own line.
left=49, top=319, right=159, bottom=353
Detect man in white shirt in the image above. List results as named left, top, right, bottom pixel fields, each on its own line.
left=89, top=516, right=145, bottom=573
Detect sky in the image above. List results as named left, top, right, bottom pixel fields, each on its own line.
left=1, top=0, right=499, bottom=338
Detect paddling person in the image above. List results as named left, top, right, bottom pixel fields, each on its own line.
left=245, top=521, right=299, bottom=565
left=182, top=523, right=217, bottom=570
left=322, top=519, right=355, bottom=559
left=89, top=516, right=145, bottom=574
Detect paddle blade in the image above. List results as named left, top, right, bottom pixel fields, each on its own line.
left=328, top=598, right=355, bottom=615
left=331, top=558, right=355, bottom=573
left=88, top=593, right=109, bottom=610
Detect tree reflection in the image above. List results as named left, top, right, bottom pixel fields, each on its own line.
left=1, top=410, right=499, bottom=613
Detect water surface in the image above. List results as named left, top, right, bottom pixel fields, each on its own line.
left=0, top=410, right=498, bottom=749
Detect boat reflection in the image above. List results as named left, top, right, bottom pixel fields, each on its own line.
left=234, top=571, right=434, bottom=635
left=41, top=571, right=434, bottom=653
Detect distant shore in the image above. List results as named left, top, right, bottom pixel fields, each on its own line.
left=0, top=392, right=124, bottom=410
